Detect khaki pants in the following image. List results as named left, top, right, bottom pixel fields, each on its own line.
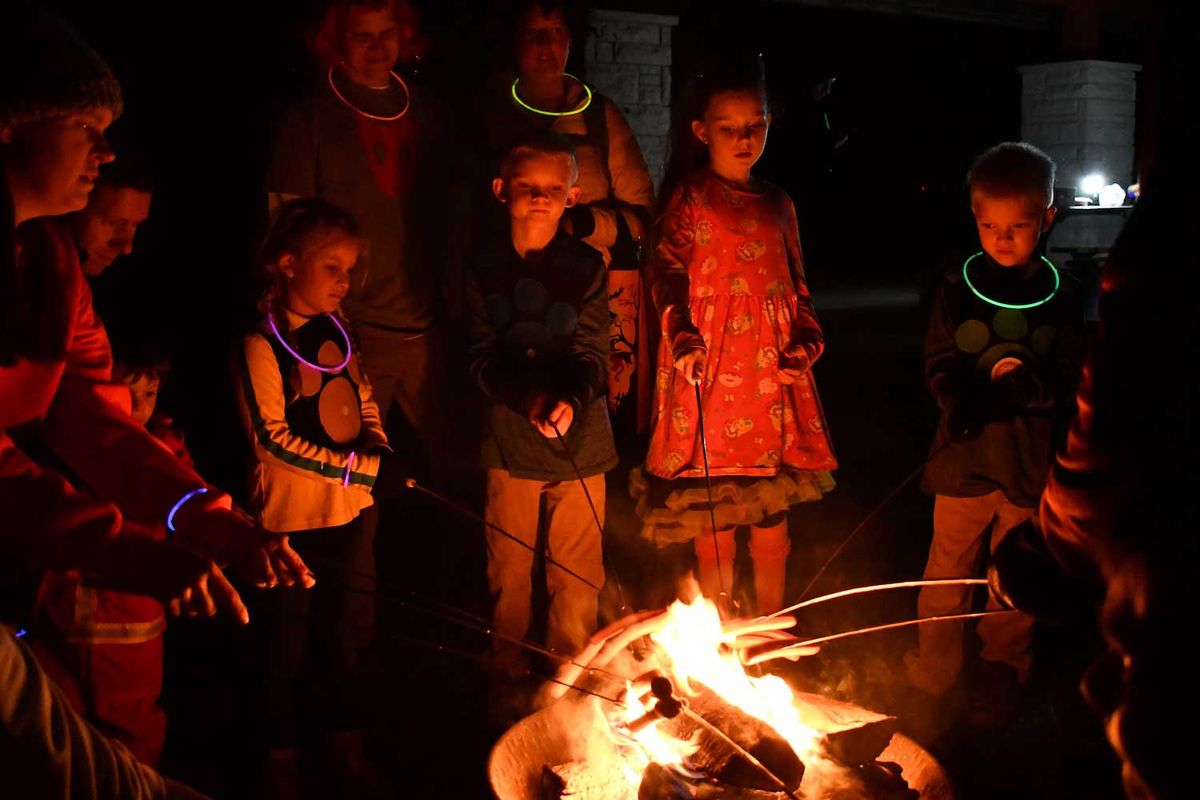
left=905, top=491, right=1035, bottom=695
left=485, top=469, right=606, bottom=675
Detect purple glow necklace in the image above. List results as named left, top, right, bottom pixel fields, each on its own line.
left=268, top=311, right=353, bottom=374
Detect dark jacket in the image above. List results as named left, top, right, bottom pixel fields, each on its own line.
left=922, top=252, right=1087, bottom=506
left=466, top=232, right=617, bottom=481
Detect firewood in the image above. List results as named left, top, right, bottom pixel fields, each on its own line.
left=658, top=682, right=805, bottom=792
left=791, top=692, right=898, bottom=767
left=638, top=763, right=785, bottom=800
left=541, top=761, right=632, bottom=800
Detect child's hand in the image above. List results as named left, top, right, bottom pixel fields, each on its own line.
left=674, top=347, right=706, bottom=385
left=777, top=351, right=811, bottom=384
left=94, top=538, right=250, bottom=624
left=534, top=400, right=575, bottom=438
left=990, top=357, right=1024, bottom=382
left=172, top=505, right=315, bottom=590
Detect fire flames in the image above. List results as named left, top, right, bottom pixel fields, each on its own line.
left=605, top=595, right=822, bottom=789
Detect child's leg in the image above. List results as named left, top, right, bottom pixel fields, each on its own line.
left=305, top=519, right=369, bottom=735
left=748, top=512, right=791, bottom=615
left=88, top=635, right=167, bottom=766
left=485, top=469, right=542, bottom=675
left=255, top=568, right=315, bottom=749
left=978, top=501, right=1036, bottom=681
left=542, top=475, right=606, bottom=659
left=905, top=492, right=1001, bottom=695
left=694, top=528, right=736, bottom=606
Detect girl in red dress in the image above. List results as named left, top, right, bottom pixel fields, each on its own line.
left=633, top=60, right=837, bottom=614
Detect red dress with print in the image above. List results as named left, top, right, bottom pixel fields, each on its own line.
left=646, top=170, right=837, bottom=484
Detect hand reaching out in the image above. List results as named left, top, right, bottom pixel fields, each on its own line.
left=171, top=504, right=315, bottom=590
left=92, top=537, right=250, bottom=624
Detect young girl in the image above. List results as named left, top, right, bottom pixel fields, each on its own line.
left=238, top=198, right=398, bottom=794
left=632, top=59, right=837, bottom=615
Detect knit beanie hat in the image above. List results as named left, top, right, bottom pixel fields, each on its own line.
left=0, top=3, right=123, bottom=129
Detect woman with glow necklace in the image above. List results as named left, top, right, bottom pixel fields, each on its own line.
left=268, top=0, right=461, bottom=485
left=483, top=0, right=656, bottom=432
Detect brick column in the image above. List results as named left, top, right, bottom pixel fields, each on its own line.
left=1020, top=60, right=1141, bottom=321
left=1019, top=59, right=1141, bottom=191
left=584, top=9, right=679, bottom=188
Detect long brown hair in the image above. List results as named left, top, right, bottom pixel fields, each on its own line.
left=658, top=51, right=769, bottom=217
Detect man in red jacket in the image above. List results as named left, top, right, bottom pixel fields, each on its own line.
left=0, top=1, right=314, bottom=772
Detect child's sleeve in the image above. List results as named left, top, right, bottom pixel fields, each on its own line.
left=999, top=294, right=1088, bottom=411
left=650, top=184, right=706, bottom=360
left=782, top=196, right=825, bottom=366
left=351, top=348, right=389, bottom=453
left=564, top=260, right=610, bottom=409
left=923, top=282, right=965, bottom=408
left=238, top=333, right=380, bottom=491
left=567, top=100, right=654, bottom=252
left=465, top=265, right=533, bottom=414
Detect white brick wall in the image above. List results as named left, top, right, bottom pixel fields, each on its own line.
left=584, top=9, right=679, bottom=187
left=1019, top=60, right=1141, bottom=190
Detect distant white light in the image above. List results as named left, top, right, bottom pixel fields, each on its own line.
left=1080, top=174, right=1106, bottom=195
left=1099, top=183, right=1125, bottom=207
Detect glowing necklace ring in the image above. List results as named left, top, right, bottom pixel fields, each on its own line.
left=268, top=311, right=353, bottom=374
left=962, top=251, right=1060, bottom=309
left=511, top=73, right=593, bottom=117
left=327, top=66, right=411, bottom=122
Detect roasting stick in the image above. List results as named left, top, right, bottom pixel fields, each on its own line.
left=743, top=609, right=1018, bottom=666
left=302, top=553, right=634, bottom=687
left=694, top=381, right=730, bottom=608
left=765, top=578, right=990, bottom=619
left=551, top=422, right=631, bottom=613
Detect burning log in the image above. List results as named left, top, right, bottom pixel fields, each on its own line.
left=790, top=692, right=898, bottom=767
left=541, top=762, right=631, bottom=800
left=658, top=681, right=805, bottom=792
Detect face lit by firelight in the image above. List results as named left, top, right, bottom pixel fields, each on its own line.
left=0, top=108, right=115, bottom=221
left=692, top=89, right=771, bottom=187
left=971, top=190, right=1056, bottom=269
left=280, top=234, right=360, bottom=317
left=340, top=4, right=402, bottom=87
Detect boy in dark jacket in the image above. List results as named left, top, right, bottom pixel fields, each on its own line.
left=466, top=132, right=616, bottom=695
left=905, top=143, right=1087, bottom=699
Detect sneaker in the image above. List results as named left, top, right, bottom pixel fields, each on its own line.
left=262, top=747, right=305, bottom=800
left=323, top=730, right=382, bottom=799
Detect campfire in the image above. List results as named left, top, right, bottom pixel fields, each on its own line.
left=489, top=595, right=953, bottom=799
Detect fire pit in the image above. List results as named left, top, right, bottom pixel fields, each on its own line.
left=489, top=696, right=951, bottom=799
left=488, top=598, right=954, bottom=800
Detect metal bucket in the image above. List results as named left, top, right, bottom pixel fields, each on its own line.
left=488, top=696, right=954, bottom=800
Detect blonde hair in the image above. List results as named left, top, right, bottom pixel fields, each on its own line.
left=256, top=198, right=363, bottom=330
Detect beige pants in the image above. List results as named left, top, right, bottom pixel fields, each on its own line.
left=905, top=491, right=1035, bottom=695
left=485, top=469, right=606, bottom=675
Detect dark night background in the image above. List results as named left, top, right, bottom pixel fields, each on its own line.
left=36, top=1, right=1159, bottom=798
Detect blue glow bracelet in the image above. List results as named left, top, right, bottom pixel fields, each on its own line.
left=166, top=487, right=209, bottom=532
